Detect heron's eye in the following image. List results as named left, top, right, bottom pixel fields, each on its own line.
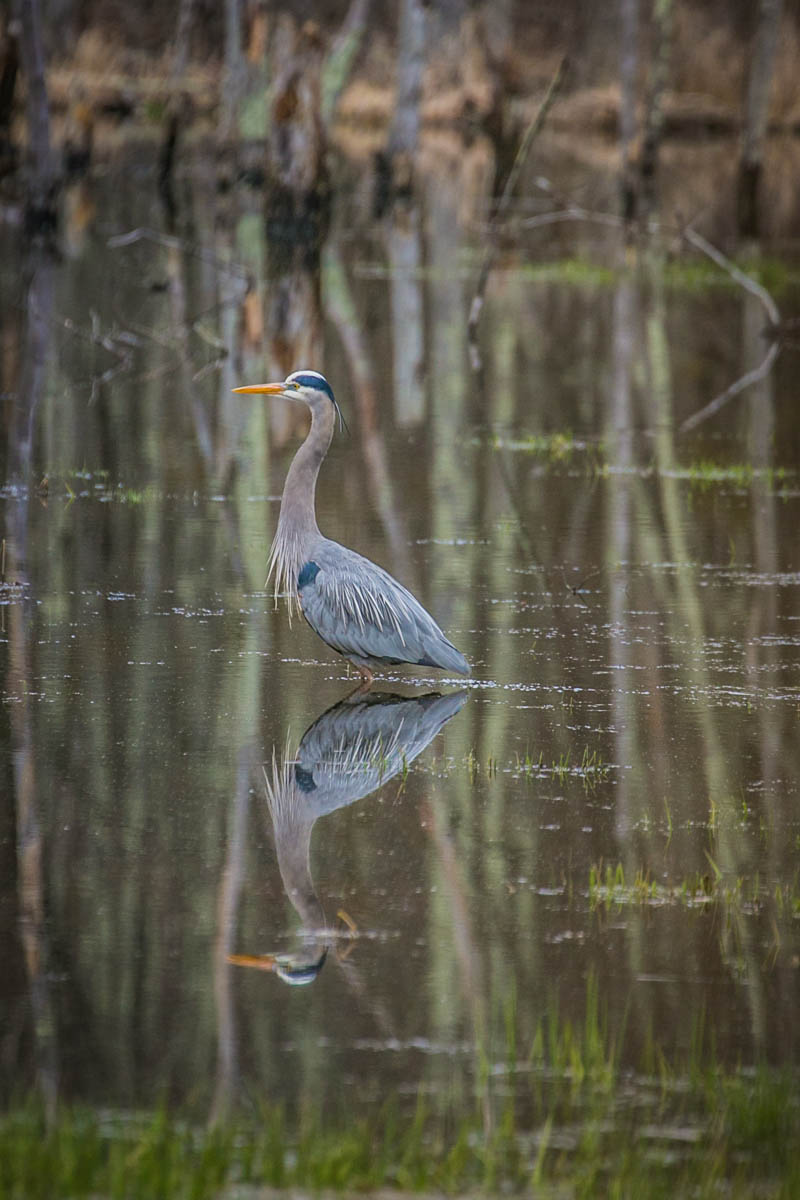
left=292, top=382, right=300, bottom=389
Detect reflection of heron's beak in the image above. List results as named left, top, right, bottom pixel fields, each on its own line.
left=232, top=383, right=286, bottom=395
left=226, top=953, right=278, bottom=971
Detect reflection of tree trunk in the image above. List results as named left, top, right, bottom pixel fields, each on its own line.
left=219, top=0, right=245, bottom=143
left=647, top=250, right=766, bottom=1055
left=737, top=0, right=783, bottom=239
left=424, top=791, right=492, bottom=1136
left=607, top=269, right=637, bottom=841
left=214, top=208, right=248, bottom=503
left=742, top=292, right=785, bottom=1021
left=166, top=242, right=214, bottom=470
left=265, top=241, right=324, bottom=447
left=386, top=0, right=426, bottom=194
left=321, top=0, right=372, bottom=127
left=323, top=243, right=414, bottom=584
left=0, top=19, right=19, bottom=171
left=478, top=0, right=512, bottom=110
left=6, top=250, right=58, bottom=1120
left=172, top=0, right=194, bottom=79
left=424, top=142, right=473, bottom=643
left=619, top=0, right=639, bottom=220
left=209, top=746, right=253, bottom=1124
left=387, top=201, right=425, bottom=427
left=159, top=0, right=194, bottom=221
left=266, top=16, right=327, bottom=225
left=8, top=543, right=59, bottom=1122
left=13, top=0, right=56, bottom=227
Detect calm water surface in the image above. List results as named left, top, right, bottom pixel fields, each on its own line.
left=1, top=150, right=799, bottom=1125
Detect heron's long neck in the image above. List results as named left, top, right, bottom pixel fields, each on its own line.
left=275, top=811, right=325, bottom=930
left=279, top=403, right=334, bottom=538
left=268, top=402, right=335, bottom=609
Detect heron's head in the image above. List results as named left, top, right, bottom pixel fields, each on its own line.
left=233, top=369, right=346, bottom=430
left=227, top=946, right=328, bottom=986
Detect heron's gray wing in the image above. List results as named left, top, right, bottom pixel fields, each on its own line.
left=299, top=541, right=470, bottom=674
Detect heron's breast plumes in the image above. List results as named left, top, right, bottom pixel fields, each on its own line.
left=267, top=520, right=310, bottom=621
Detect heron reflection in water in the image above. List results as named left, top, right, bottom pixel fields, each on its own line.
left=233, top=371, right=470, bottom=686
left=228, top=688, right=468, bottom=985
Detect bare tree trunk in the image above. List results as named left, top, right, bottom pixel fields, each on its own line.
left=386, top=0, right=426, bottom=194
left=737, top=0, right=783, bottom=239
left=619, top=0, right=639, bottom=221
left=13, top=0, right=56, bottom=227
left=639, top=0, right=672, bottom=224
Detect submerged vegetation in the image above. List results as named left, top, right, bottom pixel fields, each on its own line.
left=487, top=432, right=797, bottom=493
left=3, top=1030, right=798, bottom=1198
left=589, top=861, right=800, bottom=915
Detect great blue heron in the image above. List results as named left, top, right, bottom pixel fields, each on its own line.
left=233, top=370, right=471, bottom=685
left=228, top=688, right=468, bottom=984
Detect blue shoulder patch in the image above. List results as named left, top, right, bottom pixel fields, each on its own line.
left=298, top=560, right=320, bottom=590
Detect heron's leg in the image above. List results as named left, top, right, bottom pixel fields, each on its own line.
left=343, top=666, right=373, bottom=699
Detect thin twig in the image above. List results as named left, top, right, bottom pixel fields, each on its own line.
left=107, top=226, right=251, bottom=286
left=678, top=223, right=780, bottom=433
left=517, top=205, right=624, bottom=232
left=679, top=341, right=779, bottom=433
left=467, top=56, right=568, bottom=369
left=682, top=225, right=779, bottom=326
left=32, top=304, right=136, bottom=402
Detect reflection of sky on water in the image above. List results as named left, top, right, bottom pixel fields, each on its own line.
left=0, top=148, right=799, bottom=1117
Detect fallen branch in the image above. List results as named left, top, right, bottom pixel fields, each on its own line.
left=467, top=55, right=568, bottom=370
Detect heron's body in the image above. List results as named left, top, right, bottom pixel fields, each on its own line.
left=234, top=370, right=470, bottom=683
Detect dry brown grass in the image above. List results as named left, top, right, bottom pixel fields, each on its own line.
left=37, top=4, right=800, bottom=147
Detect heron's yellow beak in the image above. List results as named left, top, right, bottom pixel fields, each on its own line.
left=226, top=953, right=278, bottom=972
left=232, top=383, right=286, bottom=395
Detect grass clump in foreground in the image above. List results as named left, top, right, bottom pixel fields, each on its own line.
left=3, top=1064, right=800, bottom=1199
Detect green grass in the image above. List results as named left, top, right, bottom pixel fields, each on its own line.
left=513, top=252, right=800, bottom=295
left=484, top=430, right=797, bottom=494
left=3, top=993, right=799, bottom=1200
left=2, top=1071, right=798, bottom=1199
left=485, top=429, right=595, bottom=463
left=682, top=460, right=790, bottom=492
left=588, top=860, right=800, bottom=916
